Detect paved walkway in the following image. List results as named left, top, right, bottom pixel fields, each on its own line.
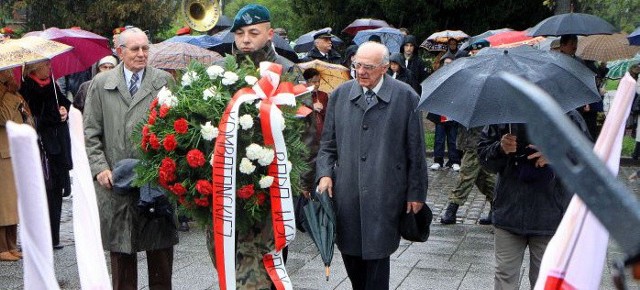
left=1, top=166, right=640, bottom=289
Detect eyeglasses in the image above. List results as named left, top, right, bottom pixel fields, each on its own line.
left=121, top=45, right=150, bottom=52
left=351, top=61, right=383, bottom=71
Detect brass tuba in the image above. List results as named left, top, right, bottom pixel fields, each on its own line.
left=182, top=0, right=221, bottom=32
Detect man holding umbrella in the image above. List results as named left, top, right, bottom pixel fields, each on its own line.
left=317, top=41, right=428, bottom=290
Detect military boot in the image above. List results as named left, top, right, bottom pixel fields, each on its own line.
left=440, top=203, right=459, bottom=225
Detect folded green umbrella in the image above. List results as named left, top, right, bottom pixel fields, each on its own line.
left=302, top=191, right=336, bottom=281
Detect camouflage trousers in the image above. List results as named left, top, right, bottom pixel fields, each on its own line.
left=449, top=149, right=496, bottom=205
left=206, top=218, right=275, bottom=290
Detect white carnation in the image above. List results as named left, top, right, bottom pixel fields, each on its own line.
left=206, top=65, right=225, bottom=79
left=156, top=86, right=173, bottom=106
left=257, top=147, right=275, bottom=166
left=160, top=95, right=178, bottom=107
left=244, top=75, right=258, bottom=85
left=200, top=121, right=219, bottom=141
left=203, top=86, right=221, bottom=101
left=221, top=71, right=239, bottom=85
left=245, top=143, right=263, bottom=160
left=181, top=71, right=199, bottom=87
left=259, top=175, right=274, bottom=189
left=239, top=158, right=256, bottom=175
left=239, top=114, right=254, bottom=130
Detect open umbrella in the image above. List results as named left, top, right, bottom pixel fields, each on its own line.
left=606, top=54, right=640, bottom=79
left=215, top=15, right=232, bottom=29
left=149, top=42, right=222, bottom=70
left=209, top=29, right=299, bottom=62
left=418, top=45, right=600, bottom=128
left=528, top=12, right=617, bottom=37
left=353, top=27, right=404, bottom=53
left=342, top=18, right=390, bottom=36
left=629, top=26, right=640, bottom=46
left=577, top=33, right=640, bottom=62
left=485, top=30, right=536, bottom=47
left=293, top=28, right=343, bottom=53
left=426, top=30, right=469, bottom=44
left=459, top=28, right=513, bottom=51
left=24, top=27, right=112, bottom=77
left=297, top=59, right=350, bottom=93
left=0, top=37, right=72, bottom=70
left=164, top=34, right=220, bottom=49
left=302, top=191, right=336, bottom=281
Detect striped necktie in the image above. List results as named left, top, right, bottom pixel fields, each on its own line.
left=365, top=89, right=375, bottom=105
left=129, top=73, right=139, bottom=96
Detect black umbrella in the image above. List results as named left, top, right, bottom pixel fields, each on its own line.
left=528, top=12, right=617, bottom=37
left=209, top=29, right=299, bottom=63
left=418, top=45, right=600, bottom=128
left=302, top=191, right=336, bottom=281
left=293, top=28, right=344, bottom=53
left=214, top=15, right=232, bottom=29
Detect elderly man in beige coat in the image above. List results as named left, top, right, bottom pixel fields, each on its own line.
left=84, top=27, right=177, bottom=290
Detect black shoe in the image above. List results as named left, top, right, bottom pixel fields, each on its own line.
left=53, top=244, right=64, bottom=250
left=479, top=210, right=493, bottom=225
left=440, top=203, right=459, bottom=225
left=178, top=222, right=190, bottom=232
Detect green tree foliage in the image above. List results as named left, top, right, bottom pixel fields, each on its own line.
left=224, top=0, right=303, bottom=37
left=23, top=0, right=179, bottom=39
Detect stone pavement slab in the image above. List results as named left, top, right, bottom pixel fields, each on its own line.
left=1, top=167, right=640, bottom=289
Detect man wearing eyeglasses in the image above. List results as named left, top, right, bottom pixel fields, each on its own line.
left=317, top=41, right=428, bottom=290
left=84, top=27, right=177, bottom=290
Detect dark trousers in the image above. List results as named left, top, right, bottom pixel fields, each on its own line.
left=342, top=253, right=390, bottom=290
left=46, top=182, right=63, bottom=246
left=433, top=122, right=460, bottom=165
left=110, top=247, right=174, bottom=290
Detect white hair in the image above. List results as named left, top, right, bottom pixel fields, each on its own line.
left=118, top=27, right=148, bottom=47
left=357, top=41, right=390, bottom=65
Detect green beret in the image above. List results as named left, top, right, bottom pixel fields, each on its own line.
left=230, top=4, right=271, bottom=32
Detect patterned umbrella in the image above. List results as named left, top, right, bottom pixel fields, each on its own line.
left=0, top=36, right=72, bottom=71
left=24, top=27, right=112, bottom=77
left=577, top=33, right=640, bottom=62
left=297, top=59, right=350, bottom=93
left=426, top=30, right=469, bottom=44
left=353, top=27, right=404, bottom=53
left=342, top=18, right=390, bottom=36
left=606, top=54, right=640, bottom=79
left=149, top=42, right=223, bottom=70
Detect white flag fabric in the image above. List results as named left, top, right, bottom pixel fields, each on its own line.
left=535, top=73, right=638, bottom=290
left=6, top=121, right=60, bottom=290
left=68, top=107, right=112, bottom=289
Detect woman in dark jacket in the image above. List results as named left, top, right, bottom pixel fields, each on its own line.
left=19, top=60, right=72, bottom=250
left=387, top=52, right=418, bottom=93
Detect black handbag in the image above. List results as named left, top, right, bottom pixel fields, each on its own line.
left=399, top=204, right=433, bottom=242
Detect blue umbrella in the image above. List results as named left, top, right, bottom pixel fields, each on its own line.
left=293, top=28, right=343, bottom=53
left=353, top=27, right=404, bottom=53
left=629, top=26, right=640, bottom=46
left=164, top=35, right=220, bottom=49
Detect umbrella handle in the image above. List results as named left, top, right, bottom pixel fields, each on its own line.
left=325, top=266, right=330, bottom=281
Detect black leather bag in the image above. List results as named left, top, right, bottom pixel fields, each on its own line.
left=399, top=204, right=433, bottom=242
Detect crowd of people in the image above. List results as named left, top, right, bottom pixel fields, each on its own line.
left=1, top=3, right=639, bottom=290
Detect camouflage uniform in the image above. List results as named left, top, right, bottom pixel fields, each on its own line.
left=207, top=217, right=275, bottom=290
left=448, top=127, right=496, bottom=205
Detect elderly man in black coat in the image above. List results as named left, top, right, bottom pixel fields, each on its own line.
left=316, top=41, right=428, bottom=290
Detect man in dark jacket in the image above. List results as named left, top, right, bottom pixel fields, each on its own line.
left=317, top=41, right=428, bottom=290
left=301, top=28, right=342, bottom=64
left=477, top=113, right=589, bottom=289
left=400, top=35, right=428, bottom=91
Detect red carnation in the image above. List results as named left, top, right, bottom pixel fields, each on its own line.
left=142, top=124, right=150, bottom=137
left=159, top=157, right=177, bottom=183
left=148, top=109, right=157, bottom=125
left=141, top=138, right=149, bottom=152
left=163, top=134, right=177, bottom=151
left=194, top=196, right=210, bottom=207
left=196, top=180, right=213, bottom=195
left=237, top=184, right=255, bottom=199
left=256, top=192, right=267, bottom=205
left=149, top=98, right=158, bottom=109
left=149, top=133, right=160, bottom=150
left=159, top=104, right=170, bottom=118
left=174, top=118, right=188, bottom=134
left=171, top=182, right=187, bottom=196
left=186, top=149, right=206, bottom=168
